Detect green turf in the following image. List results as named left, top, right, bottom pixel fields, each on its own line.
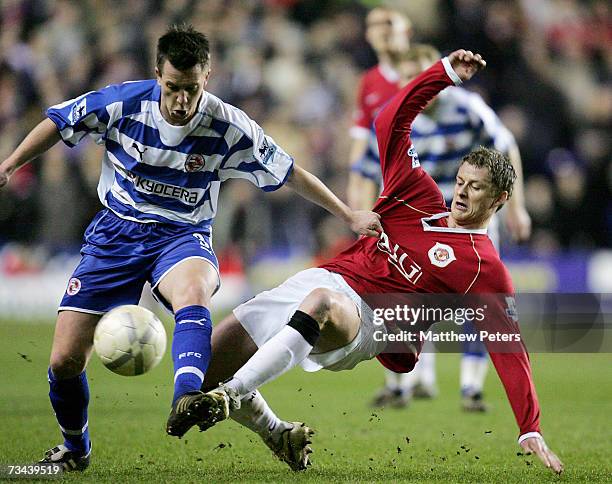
left=0, top=321, right=610, bottom=483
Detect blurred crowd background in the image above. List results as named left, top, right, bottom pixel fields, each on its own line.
left=0, top=0, right=610, bottom=278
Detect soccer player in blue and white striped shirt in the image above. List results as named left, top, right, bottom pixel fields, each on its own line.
left=349, top=44, right=531, bottom=412
left=0, top=25, right=381, bottom=471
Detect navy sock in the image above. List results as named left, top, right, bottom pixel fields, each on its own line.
left=462, top=319, right=487, bottom=357
left=172, top=305, right=212, bottom=404
left=48, top=368, right=90, bottom=455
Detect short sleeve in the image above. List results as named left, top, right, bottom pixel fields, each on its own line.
left=46, top=84, right=122, bottom=147
left=217, top=105, right=294, bottom=191
left=250, top=133, right=295, bottom=191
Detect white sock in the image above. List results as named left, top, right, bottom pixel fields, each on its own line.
left=230, top=390, right=286, bottom=439
left=460, top=355, right=475, bottom=393
left=396, top=367, right=418, bottom=392
left=418, top=349, right=437, bottom=388
left=384, top=368, right=404, bottom=390
left=225, top=325, right=314, bottom=397
left=471, top=356, right=489, bottom=393
left=396, top=350, right=436, bottom=392
left=460, top=355, right=488, bottom=395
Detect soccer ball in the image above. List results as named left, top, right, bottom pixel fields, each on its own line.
left=94, top=305, right=167, bottom=376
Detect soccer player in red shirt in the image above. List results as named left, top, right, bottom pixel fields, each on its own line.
left=187, top=50, right=563, bottom=475
left=347, top=7, right=411, bottom=210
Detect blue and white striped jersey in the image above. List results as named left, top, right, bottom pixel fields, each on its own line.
left=351, top=86, right=516, bottom=203
left=47, top=80, right=294, bottom=227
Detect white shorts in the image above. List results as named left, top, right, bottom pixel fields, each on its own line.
left=233, top=268, right=387, bottom=372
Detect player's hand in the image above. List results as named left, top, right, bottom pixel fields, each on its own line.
left=448, top=50, right=486, bottom=82
left=349, top=210, right=382, bottom=237
left=520, top=436, right=564, bottom=475
left=505, top=205, right=532, bottom=242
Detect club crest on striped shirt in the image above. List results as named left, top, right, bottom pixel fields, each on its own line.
left=185, top=153, right=205, bottom=172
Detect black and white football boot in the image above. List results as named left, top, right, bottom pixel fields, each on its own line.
left=38, top=444, right=91, bottom=472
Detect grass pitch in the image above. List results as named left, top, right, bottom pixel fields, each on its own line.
left=0, top=321, right=610, bottom=483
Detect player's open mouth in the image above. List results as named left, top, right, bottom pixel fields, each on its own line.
left=455, top=201, right=468, bottom=211
left=172, top=110, right=187, bottom=118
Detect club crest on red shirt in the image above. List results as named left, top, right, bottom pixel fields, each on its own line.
left=185, top=154, right=205, bottom=172
left=428, top=242, right=456, bottom=268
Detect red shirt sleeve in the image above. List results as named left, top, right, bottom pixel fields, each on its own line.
left=371, top=60, right=455, bottom=212
left=374, top=60, right=455, bottom=187
left=488, top=345, right=542, bottom=436
left=477, top=271, right=541, bottom=437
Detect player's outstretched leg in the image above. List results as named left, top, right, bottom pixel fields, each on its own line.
left=40, top=311, right=98, bottom=472
left=210, top=286, right=359, bottom=405
left=196, top=286, right=360, bottom=430
left=195, top=305, right=322, bottom=434
left=221, top=308, right=321, bottom=397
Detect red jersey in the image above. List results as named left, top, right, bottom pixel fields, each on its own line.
left=351, top=64, right=400, bottom=139
left=322, top=59, right=540, bottom=437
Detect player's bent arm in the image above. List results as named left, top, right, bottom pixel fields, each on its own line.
left=0, top=118, right=61, bottom=188
left=375, top=51, right=485, bottom=168
left=284, top=164, right=382, bottom=237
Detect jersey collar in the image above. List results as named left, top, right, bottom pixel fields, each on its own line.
left=150, top=85, right=207, bottom=146
left=421, top=212, right=488, bottom=235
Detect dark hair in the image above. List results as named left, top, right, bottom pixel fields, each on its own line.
left=460, top=146, right=516, bottom=210
left=156, top=24, right=210, bottom=73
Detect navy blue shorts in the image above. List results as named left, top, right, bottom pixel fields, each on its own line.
left=59, top=209, right=219, bottom=314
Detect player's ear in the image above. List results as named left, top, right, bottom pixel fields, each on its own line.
left=203, top=67, right=211, bottom=86
left=491, top=191, right=508, bottom=211
left=155, top=66, right=162, bottom=83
